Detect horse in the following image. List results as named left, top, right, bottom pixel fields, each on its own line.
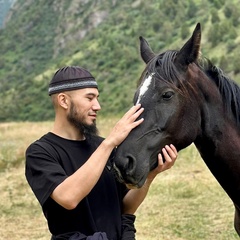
left=113, top=23, right=240, bottom=235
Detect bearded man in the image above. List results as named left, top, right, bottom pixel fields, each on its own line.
left=25, top=66, right=177, bottom=240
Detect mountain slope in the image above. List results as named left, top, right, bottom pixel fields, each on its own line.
left=1, top=0, right=240, bottom=121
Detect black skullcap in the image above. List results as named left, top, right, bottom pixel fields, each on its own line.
left=48, top=66, right=98, bottom=95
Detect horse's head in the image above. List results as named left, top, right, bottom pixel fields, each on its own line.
left=114, top=23, right=204, bottom=188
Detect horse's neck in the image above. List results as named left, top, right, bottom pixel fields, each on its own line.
left=194, top=123, right=240, bottom=207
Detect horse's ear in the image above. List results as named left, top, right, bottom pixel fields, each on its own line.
left=175, top=23, right=201, bottom=68
left=139, top=36, right=156, bottom=64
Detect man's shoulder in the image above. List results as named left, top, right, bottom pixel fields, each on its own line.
left=26, top=133, right=55, bottom=153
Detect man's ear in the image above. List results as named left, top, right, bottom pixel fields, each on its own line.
left=58, top=93, right=69, bottom=109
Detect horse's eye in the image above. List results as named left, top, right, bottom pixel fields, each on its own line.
left=162, top=91, right=174, bottom=100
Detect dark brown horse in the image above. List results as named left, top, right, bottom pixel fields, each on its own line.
left=113, top=23, right=240, bottom=235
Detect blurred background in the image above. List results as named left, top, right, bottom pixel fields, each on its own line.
left=1, top=0, right=240, bottom=122
left=1, top=1, right=240, bottom=239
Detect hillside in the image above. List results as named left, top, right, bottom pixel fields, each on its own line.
left=1, top=0, right=240, bottom=121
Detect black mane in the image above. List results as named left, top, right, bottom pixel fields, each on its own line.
left=202, top=59, right=240, bottom=128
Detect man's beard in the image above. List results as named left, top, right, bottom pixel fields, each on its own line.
left=67, top=102, right=99, bottom=137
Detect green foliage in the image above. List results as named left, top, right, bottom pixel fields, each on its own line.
left=181, top=24, right=190, bottom=40
left=187, top=0, right=198, bottom=18
left=1, top=0, right=240, bottom=121
left=211, top=9, right=220, bottom=23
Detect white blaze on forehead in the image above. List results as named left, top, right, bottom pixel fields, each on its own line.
left=136, top=73, right=154, bottom=104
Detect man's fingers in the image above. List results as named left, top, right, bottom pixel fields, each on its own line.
left=161, top=148, right=172, bottom=163
left=157, top=153, right=164, bottom=166
left=119, top=104, right=144, bottom=130
left=124, top=104, right=144, bottom=121
left=124, top=104, right=141, bottom=117
left=132, top=117, right=144, bottom=128
left=169, top=144, right=178, bottom=156
left=163, top=145, right=177, bottom=162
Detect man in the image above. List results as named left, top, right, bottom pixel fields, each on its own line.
left=25, top=66, right=177, bottom=240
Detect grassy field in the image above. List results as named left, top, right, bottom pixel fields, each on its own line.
left=0, top=120, right=239, bottom=240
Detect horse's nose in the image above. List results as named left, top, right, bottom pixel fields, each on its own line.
left=113, top=154, right=138, bottom=186
left=125, top=154, right=137, bottom=176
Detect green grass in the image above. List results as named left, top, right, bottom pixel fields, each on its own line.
left=0, top=121, right=239, bottom=239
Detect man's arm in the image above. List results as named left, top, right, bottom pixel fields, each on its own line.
left=122, top=144, right=177, bottom=214
left=51, top=104, right=144, bottom=210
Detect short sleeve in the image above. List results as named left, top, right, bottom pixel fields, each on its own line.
left=25, top=141, right=67, bottom=206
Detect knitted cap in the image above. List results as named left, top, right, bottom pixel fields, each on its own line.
left=48, top=66, right=98, bottom=95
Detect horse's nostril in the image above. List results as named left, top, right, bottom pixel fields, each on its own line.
left=126, top=154, right=136, bottom=175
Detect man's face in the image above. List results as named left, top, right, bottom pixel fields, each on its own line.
left=66, top=88, right=101, bottom=136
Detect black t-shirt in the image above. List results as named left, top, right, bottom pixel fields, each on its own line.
left=25, top=132, right=129, bottom=239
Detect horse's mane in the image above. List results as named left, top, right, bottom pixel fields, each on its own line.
left=201, top=58, right=240, bottom=127
left=138, top=50, right=240, bottom=128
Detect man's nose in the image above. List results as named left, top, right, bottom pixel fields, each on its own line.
left=92, top=99, right=101, bottom=111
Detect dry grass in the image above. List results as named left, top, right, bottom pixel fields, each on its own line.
left=0, top=120, right=239, bottom=239
left=0, top=121, right=53, bottom=240
left=135, top=147, right=238, bottom=240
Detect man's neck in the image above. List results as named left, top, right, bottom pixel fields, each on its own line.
left=51, top=119, right=85, bottom=141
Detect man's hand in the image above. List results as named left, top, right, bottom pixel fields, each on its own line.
left=147, top=144, right=178, bottom=182
left=123, top=144, right=178, bottom=214
left=106, top=104, right=144, bottom=148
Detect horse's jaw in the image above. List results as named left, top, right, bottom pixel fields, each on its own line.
left=112, top=160, right=148, bottom=188
left=113, top=168, right=147, bottom=189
